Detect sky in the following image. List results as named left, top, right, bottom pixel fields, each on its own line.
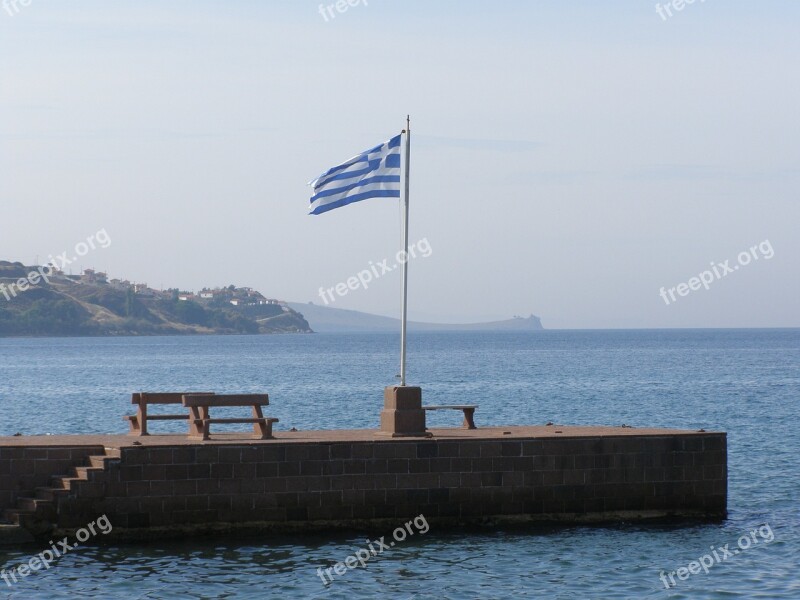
left=1, top=1, right=798, bottom=329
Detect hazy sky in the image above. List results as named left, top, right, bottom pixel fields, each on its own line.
left=2, top=1, right=798, bottom=328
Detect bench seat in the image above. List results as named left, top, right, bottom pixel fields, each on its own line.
left=137, top=414, right=187, bottom=421
left=197, top=417, right=280, bottom=425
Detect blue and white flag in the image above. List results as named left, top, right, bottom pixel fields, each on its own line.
left=308, top=134, right=402, bottom=215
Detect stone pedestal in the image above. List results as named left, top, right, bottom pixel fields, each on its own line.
left=377, top=386, right=431, bottom=437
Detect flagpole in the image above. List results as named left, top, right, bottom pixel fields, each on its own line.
left=400, top=115, right=411, bottom=387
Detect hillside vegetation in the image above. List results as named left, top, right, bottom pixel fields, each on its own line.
left=0, top=262, right=312, bottom=337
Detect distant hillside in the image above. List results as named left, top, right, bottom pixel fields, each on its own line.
left=0, top=261, right=311, bottom=337
left=287, top=302, right=543, bottom=333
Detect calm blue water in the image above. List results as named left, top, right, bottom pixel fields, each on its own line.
left=1, top=330, right=798, bottom=598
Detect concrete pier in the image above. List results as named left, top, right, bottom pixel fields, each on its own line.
left=0, top=425, right=727, bottom=541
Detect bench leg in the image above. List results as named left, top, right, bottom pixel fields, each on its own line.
left=139, top=406, right=148, bottom=436
left=188, top=407, right=208, bottom=440
left=127, top=416, right=141, bottom=435
left=463, top=408, right=476, bottom=430
left=253, top=405, right=269, bottom=440
left=254, top=422, right=269, bottom=439
left=201, top=407, right=211, bottom=440
left=127, top=409, right=148, bottom=436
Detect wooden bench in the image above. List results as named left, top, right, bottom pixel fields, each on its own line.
left=423, top=405, right=478, bottom=429
left=183, top=393, right=278, bottom=441
left=124, top=392, right=215, bottom=436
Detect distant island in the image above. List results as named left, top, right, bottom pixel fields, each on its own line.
left=286, top=302, right=544, bottom=333
left=0, top=261, right=311, bottom=337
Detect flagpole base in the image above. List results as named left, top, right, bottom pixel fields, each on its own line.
left=377, top=386, right=430, bottom=438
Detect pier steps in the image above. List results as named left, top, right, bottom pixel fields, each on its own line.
left=2, top=448, right=119, bottom=536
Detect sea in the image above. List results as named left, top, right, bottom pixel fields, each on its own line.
left=0, top=329, right=798, bottom=599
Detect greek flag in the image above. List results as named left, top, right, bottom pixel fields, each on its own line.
left=308, top=134, right=402, bottom=215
